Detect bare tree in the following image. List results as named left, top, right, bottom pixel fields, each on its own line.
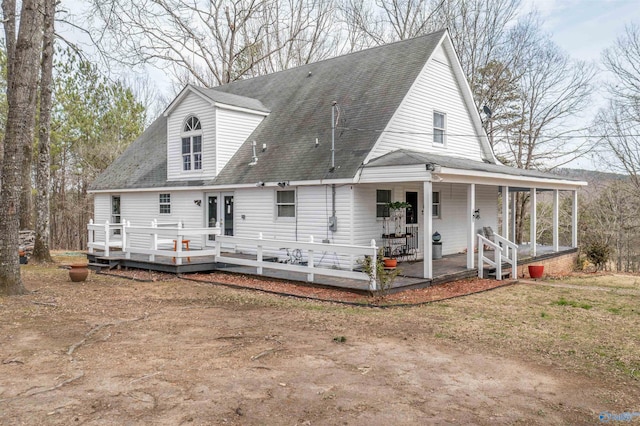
left=597, top=24, right=640, bottom=192
left=0, top=0, right=45, bottom=295
left=32, top=0, right=56, bottom=263
left=87, top=0, right=339, bottom=87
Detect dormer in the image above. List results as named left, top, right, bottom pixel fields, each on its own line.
left=164, top=85, right=269, bottom=181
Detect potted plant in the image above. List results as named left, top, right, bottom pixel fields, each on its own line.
left=386, top=201, right=411, bottom=236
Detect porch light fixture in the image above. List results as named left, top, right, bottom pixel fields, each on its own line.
left=473, top=209, right=480, bottom=220
left=194, top=199, right=202, bottom=207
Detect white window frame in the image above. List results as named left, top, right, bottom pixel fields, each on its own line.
left=111, top=195, right=121, bottom=235
left=159, top=193, right=171, bottom=215
left=433, top=111, right=446, bottom=146
left=376, top=189, right=391, bottom=218
left=432, top=191, right=441, bottom=218
left=181, top=116, right=202, bottom=171
left=276, top=190, right=296, bottom=218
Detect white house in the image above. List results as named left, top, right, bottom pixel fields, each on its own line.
left=88, top=29, right=585, bottom=282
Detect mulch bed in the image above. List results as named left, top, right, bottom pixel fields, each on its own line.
left=102, top=268, right=515, bottom=306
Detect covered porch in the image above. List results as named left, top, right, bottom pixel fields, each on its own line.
left=359, top=150, right=587, bottom=281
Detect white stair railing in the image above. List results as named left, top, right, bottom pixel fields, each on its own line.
left=477, top=232, right=518, bottom=280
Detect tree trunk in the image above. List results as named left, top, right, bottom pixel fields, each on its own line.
left=32, top=0, right=55, bottom=263
left=19, top=141, right=33, bottom=229
left=0, top=0, right=16, bottom=173
left=0, top=0, right=44, bottom=295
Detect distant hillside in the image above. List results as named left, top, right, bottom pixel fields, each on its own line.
left=555, top=168, right=627, bottom=184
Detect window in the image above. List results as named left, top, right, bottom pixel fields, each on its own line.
left=432, top=191, right=441, bottom=218
left=276, top=190, right=295, bottom=218
left=433, top=112, right=446, bottom=145
left=111, top=195, right=121, bottom=235
left=159, top=193, right=171, bottom=214
left=376, top=189, right=391, bottom=218
left=182, top=116, right=202, bottom=171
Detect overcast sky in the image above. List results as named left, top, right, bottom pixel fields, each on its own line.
left=523, top=0, right=638, bottom=62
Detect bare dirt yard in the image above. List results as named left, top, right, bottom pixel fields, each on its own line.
left=1, top=257, right=639, bottom=425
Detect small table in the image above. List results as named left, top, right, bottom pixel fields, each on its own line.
left=172, top=239, right=191, bottom=263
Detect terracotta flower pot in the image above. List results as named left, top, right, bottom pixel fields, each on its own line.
left=69, top=264, right=89, bottom=282
left=383, top=258, right=397, bottom=268
left=528, top=265, right=544, bottom=279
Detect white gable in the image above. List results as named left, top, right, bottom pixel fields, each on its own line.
left=366, top=39, right=489, bottom=163
left=166, top=89, right=266, bottom=181
left=166, top=90, right=216, bottom=181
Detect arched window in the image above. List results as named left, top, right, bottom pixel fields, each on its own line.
left=181, top=115, right=202, bottom=171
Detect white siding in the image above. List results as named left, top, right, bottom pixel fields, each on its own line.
left=93, top=194, right=111, bottom=224
left=352, top=183, right=422, bottom=251
left=353, top=183, right=498, bottom=257
left=368, top=44, right=483, bottom=161
left=114, top=190, right=206, bottom=249
left=216, top=107, right=265, bottom=173
left=233, top=185, right=354, bottom=267
left=432, top=183, right=498, bottom=255
left=166, top=92, right=215, bottom=181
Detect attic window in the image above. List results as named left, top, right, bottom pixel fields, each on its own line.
left=184, top=116, right=201, bottom=132
left=182, top=115, right=202, bottom=171
left=433, top=111, right=446, bottom=145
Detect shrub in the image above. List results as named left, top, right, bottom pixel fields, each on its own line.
left=584, top=241, right=611, bottom=272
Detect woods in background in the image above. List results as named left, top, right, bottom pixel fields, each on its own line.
left=1, top=0, right=640, bottom=295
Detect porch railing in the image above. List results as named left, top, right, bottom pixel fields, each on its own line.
left=88, top=219, right=124, bottom=257
left=215, top=234, right=378, bottom=290
left=87, top=220, right=379, bottom=290
left=477, top=232, right=518, bottom=280
left=88, top=219, right=221, bottom=264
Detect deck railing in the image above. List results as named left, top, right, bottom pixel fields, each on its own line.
left=477, top=232, right=518, bottom=280
left=87, top=220, right=379, bottom=290
left=214, top=234, right=378, bottom=290
left=88, top=219, right=221, bottom=263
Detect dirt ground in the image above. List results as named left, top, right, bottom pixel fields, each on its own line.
left=0, top=266, right=636, bottom=425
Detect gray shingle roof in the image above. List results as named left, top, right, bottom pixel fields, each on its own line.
left=95, top=29, right=521, bottom=191
left=210, top=30, right=447, bottom=185
left=364, top=149, right=581, bottom=182
left=189, top=85, right=270, bottom=113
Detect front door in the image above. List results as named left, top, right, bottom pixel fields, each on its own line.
left=405, top=191, right=420, bottom=259
left=206, top=194, right=218, bottom=244
left=205, top=192, right=234, bottom=246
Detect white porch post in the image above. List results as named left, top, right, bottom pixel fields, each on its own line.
left=502, top=186, right=509, bottom=240
left=552, top=189, right=560, bottom=252
left=572, top=190, right=578, bottom=248
left=530, top=188, right=537, bottom=257
left=467, top=183, right=475, bottom=269
left=511, top=194, right=517, bottom=243
left=423, top=181, right=433, bottom=279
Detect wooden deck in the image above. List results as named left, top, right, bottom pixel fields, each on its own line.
left=88, top=246, right=576, bottom=293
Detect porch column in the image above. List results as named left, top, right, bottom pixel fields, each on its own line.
left=467, top=183, right=475, bottom=269
left=502, top=186, right=509, bottom=240
left=552, top=189, right=560, bottom=252
left=572, top=190, right=578, bottom=248
left=511, top=193, right=517, bottom=243
left=423, top=181, right=433, bottom=279
left=530, top=188, right=537, bottom=257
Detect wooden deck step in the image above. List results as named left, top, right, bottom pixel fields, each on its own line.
left=88, top=262, right=115, bottom=271
left=487, top=269, right=511, bottom=279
